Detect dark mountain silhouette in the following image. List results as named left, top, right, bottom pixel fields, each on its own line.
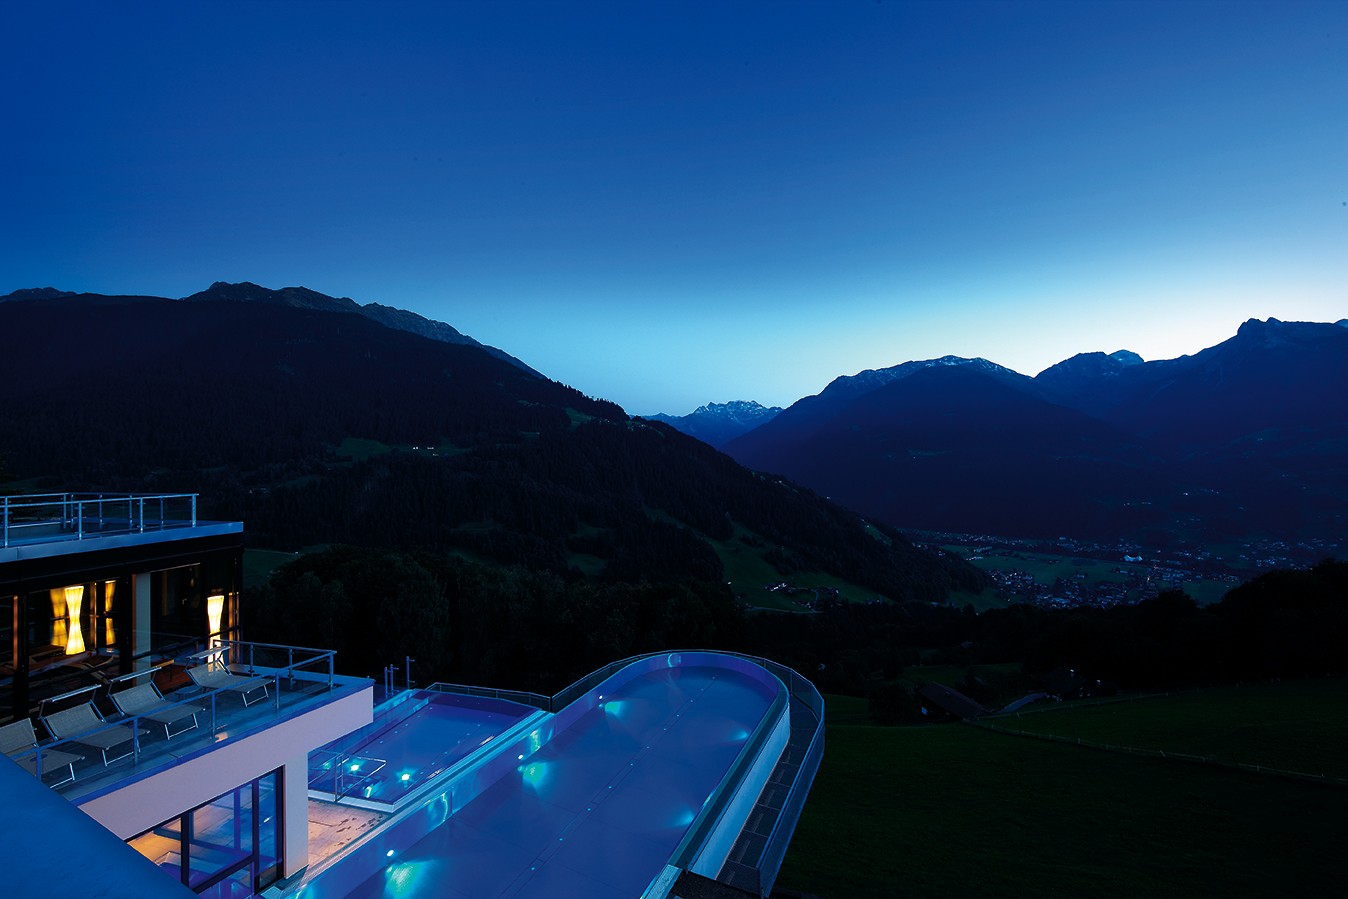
left=726, top=319, right=1348, bottom=543
left=1092, top=319, right=1348, bottom=445
left=0, top=290, right=983, bottom=603
left=642, top=400, right=783, bottom=448
left=729, top=356, right=1028, bottom=459
left=183, top=281, right=542, bottom=375
left=1035, top=349, right=1145, bottom=408
left=730, top=365, right=1166, bottom=538
left=0, top=286, right=77, bottom=302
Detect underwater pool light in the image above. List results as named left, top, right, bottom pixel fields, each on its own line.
left=519, top=760, right=549, bottom=789
left=400, top=772, right=411, bottom=782
left=350, top=763, right=361, bottom=773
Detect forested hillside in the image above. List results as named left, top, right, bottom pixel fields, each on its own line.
left=0, top=291, right=984, bottom=606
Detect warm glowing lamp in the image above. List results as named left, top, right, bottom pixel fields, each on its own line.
left=103, top=580, right=116, bottom=647
left=64, top=585, right=85, bottom=655
left=207, top=593, right=225, bottom=647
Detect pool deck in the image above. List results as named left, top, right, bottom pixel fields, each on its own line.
left=341, top=665, right=778, bottom=899
left=308, top=802, right=388, bottom=870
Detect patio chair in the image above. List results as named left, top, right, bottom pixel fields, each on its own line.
left=0, top=718, right=83, bottom=787
left=187, top=664, right=271, bottom=706
left=41, top=700, right=140, bottom=766
left=110, top=682, right=205, bottom=739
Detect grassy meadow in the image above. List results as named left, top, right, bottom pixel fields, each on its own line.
left=777, top=681, right=1348, bottom=897
left=987, top=679, right=1348, bottom=780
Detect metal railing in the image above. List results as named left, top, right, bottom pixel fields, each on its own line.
left=2, top=492, right=199, bottom=548
left=210, top=639, right=337, bottom=690
left=17, top=639, right=339, bottom=787
left=30, top=680, right=246, bottom=779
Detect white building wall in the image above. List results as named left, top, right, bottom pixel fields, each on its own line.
left=77, top=684, right=372, bottom=857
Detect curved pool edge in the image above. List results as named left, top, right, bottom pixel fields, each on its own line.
left=294, top=650, right=818, bottom=899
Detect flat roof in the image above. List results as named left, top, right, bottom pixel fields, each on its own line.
left=0, top=520, right=243, bottom=565
left=1, top=492, right=241, bottom=565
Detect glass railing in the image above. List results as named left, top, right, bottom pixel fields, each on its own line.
left=437, top=648, right=808, bottom=891
left=422, top=680, right=551, bottom=712
left=1, top=492, right=202, bottom=547
left=664, top=664, right=790, bottom=874
left=308, top=692, right=429, bottom=801
left=308, top=749, right=388, bottom=801
left=754, top=667, right=825, bottom=897
left=543, top=649, right=820, bottom=899
left=657, top=653, right=826, bottom=898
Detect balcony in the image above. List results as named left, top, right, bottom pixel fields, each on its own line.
left=10, top=640, right=372, bottom=805
left=1, top=492, right=213, bottom=549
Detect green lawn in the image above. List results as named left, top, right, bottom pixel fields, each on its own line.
left=704, top=521, right=896, bottom=610
left=242, top=548, right=300, bottom=588
left=777, top=715, right=1347, bottom=897
left=897, top=663, right=1028, bottom=708
left=988, top=679, right=1348, bottom=780
left=949, top=587, right=1012, bottom=612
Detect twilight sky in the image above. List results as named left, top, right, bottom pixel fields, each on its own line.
left=3, top=1, right=1344, bottom=415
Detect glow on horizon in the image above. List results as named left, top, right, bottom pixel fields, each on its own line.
left=2, top=1, right=1345, bottom=416
left=453, top=269, right=1343, bottom=416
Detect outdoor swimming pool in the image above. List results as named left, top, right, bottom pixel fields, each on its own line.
left=300, top=653, right=793, bottom=899
left=309, top=691, right=539, bottom=806
left=352, top=664, right=776, bottom=898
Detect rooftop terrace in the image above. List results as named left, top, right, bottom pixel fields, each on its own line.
left=13, top=640, right=371, bottom=804
left=0, top=492, right=239, bottom=559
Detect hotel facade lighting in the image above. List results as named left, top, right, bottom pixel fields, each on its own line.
left=64, top=584, right=85, bottom=655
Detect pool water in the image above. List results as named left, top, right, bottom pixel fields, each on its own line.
left=310, top=693, right=536, bottom=804
left=342, top=665, right=778, bottom=899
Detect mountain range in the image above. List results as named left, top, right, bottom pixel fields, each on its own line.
left=642, top=401, right=783, bottom=448
left=4, top=282, right=541, bottom=375
left=0, top=284, right=983, bottom=604
left=721, top=318, right=1348, bottom=545
left=6, top=280, right=1342, bottom=556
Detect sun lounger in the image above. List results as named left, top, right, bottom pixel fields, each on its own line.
left=111, top=683, right=204, bottom=739
left=41, top=700, right=139, bottom=766
left=0, top=718, right=83, bottom=786
left=187, top=664, right=271, bottom=706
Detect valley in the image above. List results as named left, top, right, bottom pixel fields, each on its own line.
left=919, top=530, right=1345, bottom=611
